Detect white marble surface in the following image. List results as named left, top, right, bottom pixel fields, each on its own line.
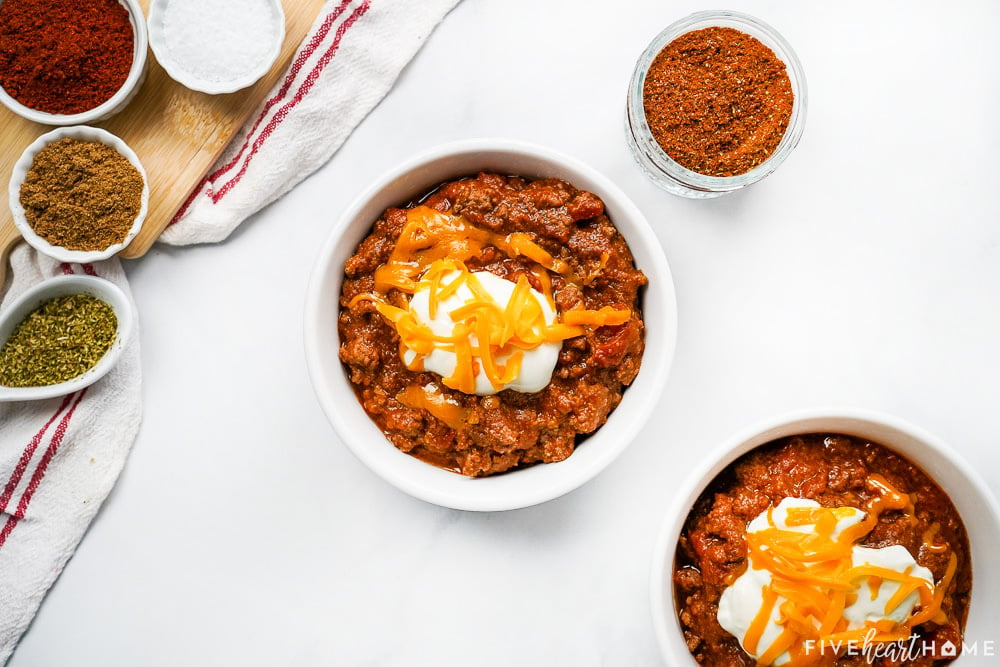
left=10, top=0, right=1000, bottom=665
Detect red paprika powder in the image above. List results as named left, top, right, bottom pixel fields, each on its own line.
left=0, top=0, right=134, bottom=115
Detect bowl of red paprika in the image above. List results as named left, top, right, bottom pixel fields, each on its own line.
left=0, top=0, right=148, bottom=125
left=625, top=10, right=807, bottom=198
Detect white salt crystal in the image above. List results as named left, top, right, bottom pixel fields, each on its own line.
left=162, top=0, right=281, bottom=85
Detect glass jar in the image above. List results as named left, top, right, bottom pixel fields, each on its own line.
left=625, top=10, right=807, bottom=198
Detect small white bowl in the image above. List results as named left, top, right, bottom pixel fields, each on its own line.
left=304, top=139, right=679, bottom=512
left=0, top=275, right=134, bottom=402
left=0, top=0, right=148, bottom=125
left=147, top=0, right=285, bottom=94
left=650, top=408, right=1000, bottom=665
left=8, top=126, right=150, bottom=264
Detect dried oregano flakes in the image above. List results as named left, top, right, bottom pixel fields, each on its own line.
left=0, top=293, right=117, bottom=387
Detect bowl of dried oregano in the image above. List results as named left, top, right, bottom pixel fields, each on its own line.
left=0, top=274, right=134, bottom=401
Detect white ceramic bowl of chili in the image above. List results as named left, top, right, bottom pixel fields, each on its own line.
left=0, top=0, right=148, bottom=125
left=8, top=125, right=150, bottom=264
left=651, top=408, right=1000, bottom=665
left=304, top=139, right=678, bottom=512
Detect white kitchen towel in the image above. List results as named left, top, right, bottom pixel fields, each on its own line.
left=0, top=244, right=142, bottom=665
left=160, top=0, right=461, bottom=245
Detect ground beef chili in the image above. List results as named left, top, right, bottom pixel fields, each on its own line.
left=338, top=173, right=646, bottom=477
left=675, top=434, right=971, bottom=666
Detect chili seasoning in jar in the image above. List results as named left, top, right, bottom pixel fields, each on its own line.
left=625, top=11, right=807, bottom=198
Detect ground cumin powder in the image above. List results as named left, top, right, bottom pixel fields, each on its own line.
left=19, top=138, right=144, bottom=251
left=642, top=26, right=793, bottom=177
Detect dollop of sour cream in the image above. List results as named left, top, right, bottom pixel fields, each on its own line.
left=404, top=270, right=561, bottom=395
left=717, top=497, right=934, bottom=666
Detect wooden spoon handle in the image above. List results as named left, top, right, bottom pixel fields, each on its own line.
left=0, top=218, right=22, bottom=293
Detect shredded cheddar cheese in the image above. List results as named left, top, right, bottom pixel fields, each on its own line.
left=372, top=206, right=573, bottom=293
left=921, top=523, right=948, bottom=555
left=396, top=384, right=469, bottom=430
left=356, top=206, right=632, bottom=396
left=734, top=478, right=953, bottom=666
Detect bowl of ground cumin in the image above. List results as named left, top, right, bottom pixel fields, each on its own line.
left=0, top=0, right=148, bottom=124
left=651, top=409, right=1000, bottom=666
left=9, top=125, right=149, bottom=263
left=626, top=11, right=807, bottom=198
left=304, top=139, right=678, bottom=511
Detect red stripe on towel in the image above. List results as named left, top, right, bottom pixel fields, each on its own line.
left=0, top=516, right=17, bottom=548
left=209, top=0, right=372, bottom=203
left=0, top=389, right=87, bottom=548
left=0, top=394, right=73, bottom=510
left=208, top=0, right=354, bottom=180
left=167, top=0, right=358, bottom=226
left=13, top=389, right=88, bottom=519
left=168, top=184, right=204, bottom=227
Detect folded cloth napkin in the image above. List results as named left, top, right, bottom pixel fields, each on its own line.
left=161, top=0, right=461, bottom=245
left=0, top=1, right=459, bottom=662
left=0, top=245, right=142, bottom=664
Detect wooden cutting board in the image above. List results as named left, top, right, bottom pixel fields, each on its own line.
left=0, top=0, right=325, bottom=286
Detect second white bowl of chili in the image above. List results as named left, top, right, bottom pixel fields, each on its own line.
left=651, top=408, right=1000, bottom=665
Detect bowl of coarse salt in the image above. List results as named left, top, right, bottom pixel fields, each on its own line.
left=147, top=0, right=285, bottom=94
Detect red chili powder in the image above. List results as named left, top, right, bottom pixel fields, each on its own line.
left=642, top=26, right=794, bottom=177
left=0, top=0, right=134, bottom=115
